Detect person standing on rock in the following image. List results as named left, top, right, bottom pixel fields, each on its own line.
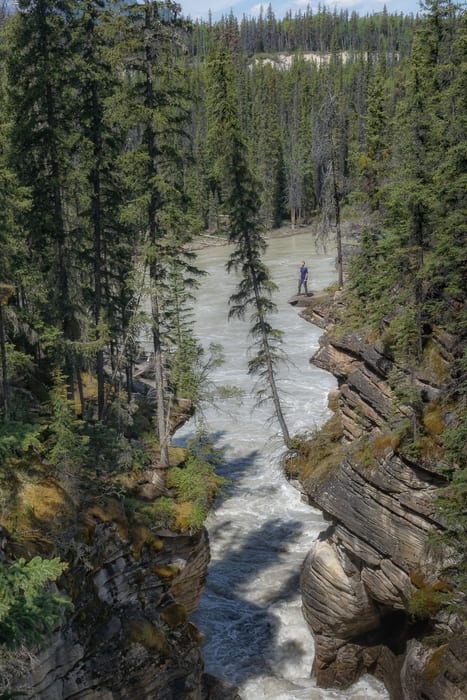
left=298, top=260, right=309, bottom=295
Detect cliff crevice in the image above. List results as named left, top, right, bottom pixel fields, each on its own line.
left=290, top=295, right=466, bottom=700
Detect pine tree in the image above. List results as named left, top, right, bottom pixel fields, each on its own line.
left=5, top=0, right=97, bottom=409
left=72, top=0, right=122, bottom=420
left=422, top=0, right=467, bottom=324
left=0, top=556, right=69, bottom=649
left=45, top=370, right=89, bottom=474
left=114, top=0, right=196, bottom=471
left=0, top=125, right=30, bottom=419
left=358, top=62, right=390, bottom=210
left=249, top=63, right=285, bottom=229
left=312, top=86, right=346, bottom=289
left=206, top=43, right=291, bottom=447
left=227, top=151, right=291, bottom=447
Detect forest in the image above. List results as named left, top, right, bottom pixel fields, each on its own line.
left=0, top=0, right=465, bottom=690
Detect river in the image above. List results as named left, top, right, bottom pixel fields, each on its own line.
left=174, top=232, right=388, bottom=700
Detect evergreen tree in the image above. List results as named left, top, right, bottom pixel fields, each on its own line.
left=206, top=43, right=291, bottom=447
left=204, top=40, right=236, bottom=223
left=6, top=0, right=82, bottom=391
left=0, top=107, right=30, bottom=420
left=422, top=0, right=467, bottom=324
left=357, top=62, right=389, bottom=211
left=227, top=153, right=291, bottom=447
left=312, top=86, right=346, bottom=288
left=115, top=0, right=195, bottom=471
left=279, top=57, right=318, bottom=227
left=249, top=63, right=285, bottom=228
left=72, top=0, right=122, bottom=420
left=0, top=556, right=69, bottom=649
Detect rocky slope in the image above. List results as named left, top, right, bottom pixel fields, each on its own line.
left=1, top=411, right=240, bottom=699
left=287, top=294, right=466, bottom=700
left=0, top=491, right=208, bottom=699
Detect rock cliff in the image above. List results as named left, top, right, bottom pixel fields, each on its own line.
left=1, top=440, right=240, bottom=699
left=287, top=295, right=466, bottom=700
left=0, top=492, right=209, bottom=699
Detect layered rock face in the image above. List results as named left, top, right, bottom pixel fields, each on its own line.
left=295, top=302, right=466, bottom=699
left=4, top=497, right=212, bottom=699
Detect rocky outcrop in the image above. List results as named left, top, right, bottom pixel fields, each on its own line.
left=0, top=383, right=243, bottom=700
left=3, top=496, right=211, bottom=699
left=295, top=304, right=466, bottom=699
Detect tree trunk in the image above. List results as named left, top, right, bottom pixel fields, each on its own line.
left=91, top=78, right=105, bottom=421
left=251, top=252, right=291, bottom=448
left=151, top=290, right=170, bottom=471
left=0, top=304, right=9, bottom=420
left=264, top=337, right=291, bottom=447
left=331, top=153, right=344, bottom=289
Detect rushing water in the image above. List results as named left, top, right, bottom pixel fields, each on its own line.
left=174, top=232, right=388, bottom=700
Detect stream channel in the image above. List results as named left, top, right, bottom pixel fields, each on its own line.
left=174, top=232, right=388, bottom=700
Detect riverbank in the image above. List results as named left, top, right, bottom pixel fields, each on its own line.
left=189, top=218, right=361, bottom=251
left=189, top=222, right=323, bottom=250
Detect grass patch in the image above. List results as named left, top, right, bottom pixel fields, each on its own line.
left=373, top=431, right=401, bottom=457
left=422, top=400, right=448, bottom=436
left=408, top=571, right=452, bottom=619
left=423, top=644, right=449, bottom=683
left=287, top=414, right=345, bottom=488
left=420, top=340, right=449, bottom=385
left=122, top=432, right=226, bottom=534
left=123, top=618, right=171, bottom=655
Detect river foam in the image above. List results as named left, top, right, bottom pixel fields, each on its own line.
left=175, top=232, right=388, bottom=700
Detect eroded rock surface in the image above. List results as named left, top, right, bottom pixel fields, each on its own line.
left=295, top=304, right=466, bottom=699
left=4, top=498, right=212, bottom=699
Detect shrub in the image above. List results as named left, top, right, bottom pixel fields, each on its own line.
left=287, top=415, right=344, bottom=486
left=0, top=557, right=70, bottom=649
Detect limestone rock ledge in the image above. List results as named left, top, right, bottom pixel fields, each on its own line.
left=3, top=501, right=219, bottom=699
left=295, top=306, right=466, bottom=699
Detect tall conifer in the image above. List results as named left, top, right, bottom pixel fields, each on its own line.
left=6, top=0, right=81, bottom=391
left=207, top=43, right=291, bottom=447
left=115, top=0, right=195, bottom=471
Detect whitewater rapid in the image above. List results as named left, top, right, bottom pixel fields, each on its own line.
left=175, top=232, right=388, bottom=700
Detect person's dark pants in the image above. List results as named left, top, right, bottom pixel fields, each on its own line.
left=298, top=281, right=308, bottom=294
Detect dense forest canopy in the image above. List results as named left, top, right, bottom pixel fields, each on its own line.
left=188, top=4, right=417, bottom=56
left=0, top=0, right=465, bottom=679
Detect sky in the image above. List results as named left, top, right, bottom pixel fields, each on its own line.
left=180, top=0, right=422, bottom=22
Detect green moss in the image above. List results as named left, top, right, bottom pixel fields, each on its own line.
left=172, top=501, right=206, bottom=532
left=124, top=618, right=172, bottom=655
left=423, top=644, right=449, bottom=683
left=3, top=474, right=76, bottom=537
left=287, top=415, right=345, bottom=487
left=408, top=572, right=451, bottom=619
left=160, top=603, right=187, bottom=628
left=129, top=524, right=164, bottom=560
left=151, top=563, right=179, bottom=581
left=137, top=498, right=176, bottom=530
left=85, top=498, right=129, bottom=540
left=420, top=340, right=449, bottom=384
left=123, top=493, right=176, bottom=530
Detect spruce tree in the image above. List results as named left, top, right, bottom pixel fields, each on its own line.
left=207, top=43, right=291, bottom=447
left=312, top=87, right=346, bottom=289
left=73, top=0, right=118, bottom=420
left=114, top=0, right=196, bottom=472
left=6, top=0, right=82, bottom=392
